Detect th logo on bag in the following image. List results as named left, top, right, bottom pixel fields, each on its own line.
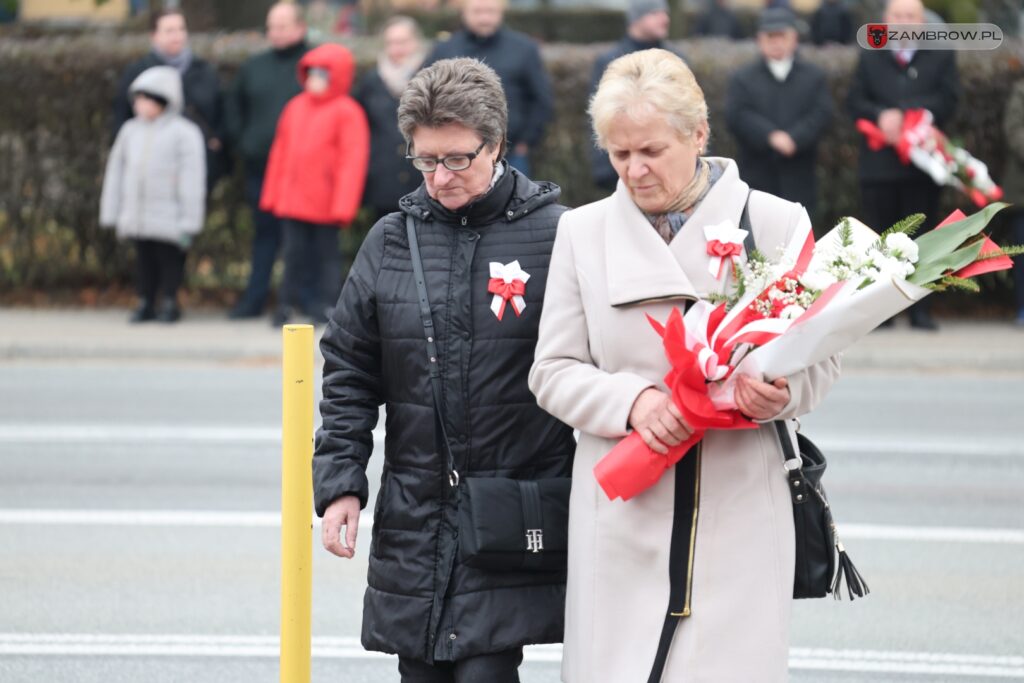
left=526, top=529, right=544, bottom=553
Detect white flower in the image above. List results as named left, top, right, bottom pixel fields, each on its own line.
left=884, top=233, right=919, bottom=263
left=799, top=269, right=838, bottom=292
left=839, top=245, right=865, bottom=270
left=780, top=304, right=806, bottom=320
left=768, top=286, right=785, bottom=301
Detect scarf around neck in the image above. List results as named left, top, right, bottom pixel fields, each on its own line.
left=155, top=46, right=193, bottom=75
left=378, top=51, right=425, bottom=99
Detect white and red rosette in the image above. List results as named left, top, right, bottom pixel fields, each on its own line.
left=703, top=221, right=748, bottom=280
left=487, top=260, right=530, bottom=321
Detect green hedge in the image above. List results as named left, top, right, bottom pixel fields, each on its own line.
left=0, top=33, right=1022, bottom=306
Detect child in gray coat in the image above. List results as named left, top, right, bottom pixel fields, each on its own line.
left=100, top=65, right=206, bottom=323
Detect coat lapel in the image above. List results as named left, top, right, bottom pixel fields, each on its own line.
left=604, top=159, right=751, bottom=306
left=605, top=182, right=697, bottom=306
left=668, top=159, right=750, bottom=298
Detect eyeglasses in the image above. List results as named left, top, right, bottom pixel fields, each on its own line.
left=406, top=141, right=487, bottom=173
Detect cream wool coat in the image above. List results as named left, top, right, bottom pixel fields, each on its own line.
left=529, top=158, right=840, bottom=683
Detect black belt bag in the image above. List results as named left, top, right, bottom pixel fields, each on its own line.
left=405, top=215, right=570, bottom=573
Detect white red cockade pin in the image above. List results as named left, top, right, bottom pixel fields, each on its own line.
left=487, top=260, right=530, bottom=321
left=704, top=221, right=749, bottom=280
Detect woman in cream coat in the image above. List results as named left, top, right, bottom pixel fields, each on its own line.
left=529, top=50, right=840, bottom=682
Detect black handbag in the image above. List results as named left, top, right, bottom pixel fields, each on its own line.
left=773, top=422, right=868, bottom=600
left=405, top=215, right=571, bottom=573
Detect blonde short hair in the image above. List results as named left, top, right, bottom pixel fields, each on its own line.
left=589, top=49, right=709, bottom=150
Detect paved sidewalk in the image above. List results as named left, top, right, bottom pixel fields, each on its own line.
left=0, top=307, right=1022, bottom=371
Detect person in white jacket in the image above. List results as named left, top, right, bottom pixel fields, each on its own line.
left=100, top=65, right=206, bottom=323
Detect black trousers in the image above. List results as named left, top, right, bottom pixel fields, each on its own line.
left=397, top=648, right=523, bottom=683
left=134, top=238, right=186, bottom=305
left=860, top=177, right=941, bottom=320
left=279, top=220, right=343, bottom=315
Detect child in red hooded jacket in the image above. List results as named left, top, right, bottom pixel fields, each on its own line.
left=261, top=43, right=370, bottom=325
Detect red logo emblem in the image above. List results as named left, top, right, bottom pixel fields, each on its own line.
left=867, top=24, right=888, bottom=48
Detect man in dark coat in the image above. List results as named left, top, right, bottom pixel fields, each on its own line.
left=810, top=0, right=854, bottom=45
left=224, top=3, right=310, bottom=319
left=589, top=0, right=681, bottom=191
left=847, top=0, right=960, bottom=329
left=423, top=0, right=553, bottom=177
left=725, top=7, right=832, bottom=217
left=112, top=9, right=226, bottom=192
left=355, top=16, right=426, bottom=219
left=692, top=0, right=744, bottom=40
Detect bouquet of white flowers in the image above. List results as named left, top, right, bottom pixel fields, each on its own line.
left=595, top=203, right=1020, bottom=502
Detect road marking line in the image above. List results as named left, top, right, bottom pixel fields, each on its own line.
left=0, top=635, right=1021, bottom=676
left=0, top=509, right=1021, bottom=546
left=1, top=425, right=1022, bottom=458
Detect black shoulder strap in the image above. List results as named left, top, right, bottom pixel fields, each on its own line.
left=740, top=189, right=755, bottom=256
left=406, top=215, right=459, bottom=487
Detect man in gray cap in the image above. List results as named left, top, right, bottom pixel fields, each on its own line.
left=588, top=0, right=683, bottom=190
left=725, top=6, right=832, bottom=215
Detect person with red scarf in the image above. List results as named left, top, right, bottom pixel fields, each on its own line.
left=261, top=43, right=370, bottom=325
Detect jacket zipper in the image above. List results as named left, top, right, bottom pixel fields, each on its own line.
left=671, top=441, right=702, bottom=617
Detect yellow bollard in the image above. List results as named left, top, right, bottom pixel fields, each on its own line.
left=281, top=324, right=314, bottom=683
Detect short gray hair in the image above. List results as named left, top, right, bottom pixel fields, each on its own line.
left=398, top=58, right=508, bottom=156
left=590, top=49, right=708, bottom=150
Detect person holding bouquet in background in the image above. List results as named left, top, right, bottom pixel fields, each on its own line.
left=100, top=66, right=206, bottom=324
left=847, top=0, right=959, bottom=330
left=529, top=49, right=840, bottom=683
left=260, top=43, right=370, bottom=326
left=1002, top=79, right=1024, bottom=325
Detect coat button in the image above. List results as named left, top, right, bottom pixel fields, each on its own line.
left=449, top=633, right=457, bottom=640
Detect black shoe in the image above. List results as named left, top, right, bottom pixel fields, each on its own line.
left=129, top=302, right=156, bottom=324
left=271, top=308, right=290, bottom=327
left=156, top=298, right=181, bottom=323
left=228, top=302, right=263, bottom=320
left=909, top=313, right=939, bottom=331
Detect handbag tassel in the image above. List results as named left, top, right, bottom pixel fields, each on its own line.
left=831, top=539, right=869, bottom=600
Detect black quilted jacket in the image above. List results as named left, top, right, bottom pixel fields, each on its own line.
left=313, top=164, right=576, bottom=663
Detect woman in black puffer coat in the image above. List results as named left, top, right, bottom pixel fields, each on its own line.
left=313, top=58, right=576, bottom=683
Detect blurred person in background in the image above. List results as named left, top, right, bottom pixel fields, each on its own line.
left=847, top=0, right=959, bottom=330
left=693, top=0, right=744, bottom=40
left=1001, top=79, right=1024, bottom=325
left=101, top=67, right=206, bottom=325
left=355, top=16, right=427, bottom=219
left=810, top=0, right=854, bottom=45
left=260, top=44, right=369, bottom=327
left=424, top=0, right=553, bottom=176
left=224, top=2, right=310, bottom=320
left=725, top=7, right=832, bottom=216
left=112, top=8, right=227, bottom=193
left=589, top=0, right=682, bottom=191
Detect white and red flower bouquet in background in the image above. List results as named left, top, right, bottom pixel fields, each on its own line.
left=595, top=202, right=1021, bottom=501
left=856, top=108, right=1003, bottom=208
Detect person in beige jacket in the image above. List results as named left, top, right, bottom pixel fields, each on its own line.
left=528, top=49, right=841, bottom=682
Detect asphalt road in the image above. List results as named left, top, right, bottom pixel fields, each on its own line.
left=1, top=360, right=1022, bottom=682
